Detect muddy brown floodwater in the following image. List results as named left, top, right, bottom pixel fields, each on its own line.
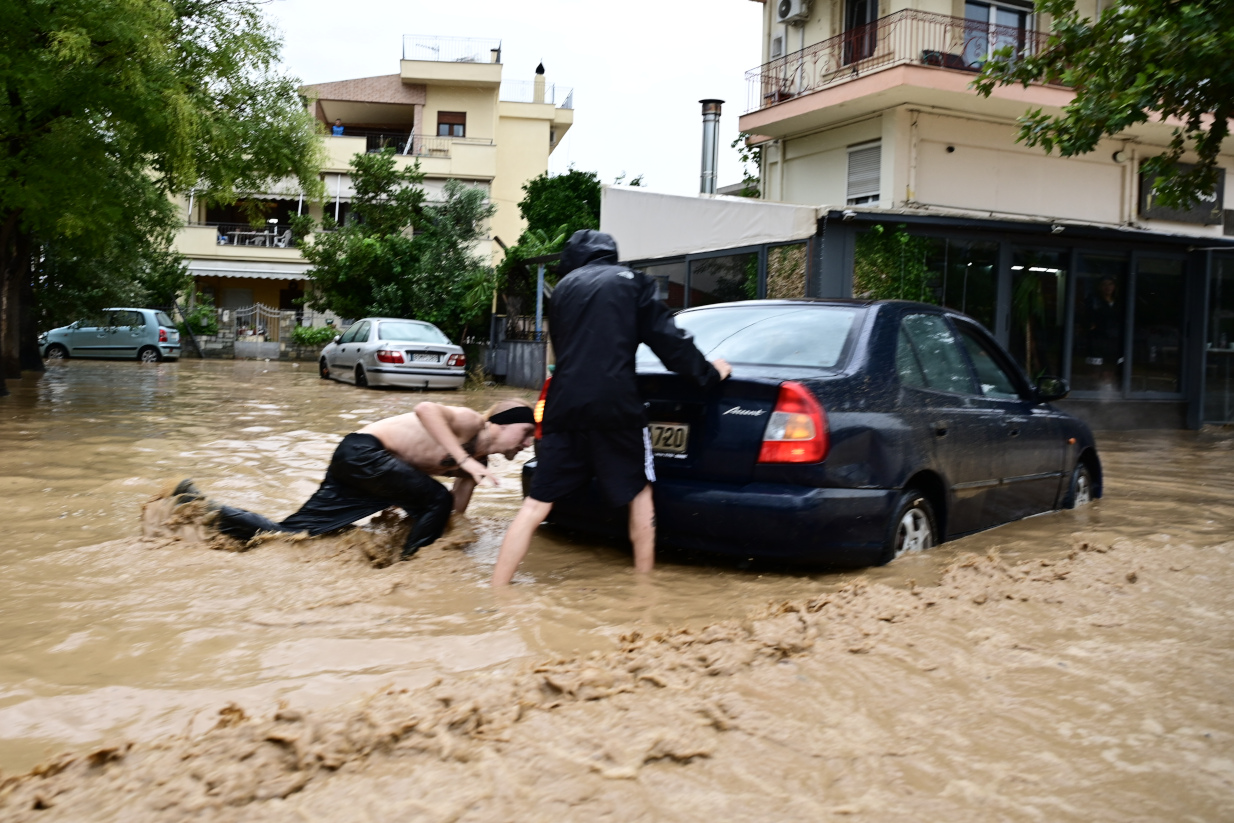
left=1, top=358, right=1232, bottom=821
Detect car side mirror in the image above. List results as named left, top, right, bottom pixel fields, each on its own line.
left=1035, top=376, right=1069, bottom=402
left=332, top=335, right=341, bottom=344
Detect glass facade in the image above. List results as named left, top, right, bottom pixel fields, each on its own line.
left=1071, top=255, right=1129, bottom=394
left=1205, top=255, right=1234, bottom=423
left=932, top=239, right=999, bottom=334
left=1130, top=257, right=1185, bottom=396
left=1008, top=248, right=1067, bottom=380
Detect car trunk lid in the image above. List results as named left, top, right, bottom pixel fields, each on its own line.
left=638, top=372, right=784, bottom=484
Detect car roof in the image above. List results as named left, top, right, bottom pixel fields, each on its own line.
left=362, top=317, right=437, bottom=325
left=674, top=298, right=964, bottom=318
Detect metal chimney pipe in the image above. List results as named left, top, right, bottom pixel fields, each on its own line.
left=699, top=99, right=724, bottom=195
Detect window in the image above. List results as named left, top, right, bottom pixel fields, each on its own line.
left=378, top=321, right=450, bottom=344
left=847, top=141, right=880, bottom=205
left=1071, top=255, right=1128, bottom=393
left=437, top=111, right=466, bottom=138
left=1008, top=248, right=1068, bottom=379
left=843, top=0, right=878, bottom=64
left=637, top=306, right=860, bottom=370
left=771, top=36, right=783, bottom=58
left=955, top=322, right=1021, bottom=399
left=1130, top=257, right=1185, bottom=396
left=963, top=0, right=1032, bottom=68
left=897, top=314, right=977, bottom=395
left=338, top=321, right=367, bottom=344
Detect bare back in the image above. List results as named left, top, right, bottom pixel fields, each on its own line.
left=358, top=407, right=485, bottom=476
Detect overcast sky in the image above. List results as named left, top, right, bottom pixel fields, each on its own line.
left=262, top=0, right=765, bottom=196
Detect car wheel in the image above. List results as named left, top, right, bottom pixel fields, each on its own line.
left=319, top=358, right=330, bottom=380
left=137, top=346, right=162, bottom=363
left=45, top=344, right=68, bottom=360
left=1065, top=462, right=1093, bottom=509
left=354, top=365, right=368, bottom=388
left=880, top=490, right=937, bottom=565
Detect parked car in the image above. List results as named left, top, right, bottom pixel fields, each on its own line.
left=318, top=317, right=466, bottom=390
left=523, top=299, right=1102, bottom=567
left=40, top=308, right=180, bottom=362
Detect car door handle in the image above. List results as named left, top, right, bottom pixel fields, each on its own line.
left=1006, top=416, right=1027, bottom=437
left=933, top=421, right=948, bottom=437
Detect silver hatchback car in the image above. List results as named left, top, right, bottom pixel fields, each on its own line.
left=40, top=308, right=181, bottom=362
left=319, top=317, right=466, bottom=390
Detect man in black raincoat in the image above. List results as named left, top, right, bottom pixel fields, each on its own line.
left=492, top=230, right=730, bottom=585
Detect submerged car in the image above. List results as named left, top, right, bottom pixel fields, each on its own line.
left=524, top=299, right=1101, bottom=567
left=40, top=308, right=180, bottom=362
left=319, top=317, right=466, bottom=390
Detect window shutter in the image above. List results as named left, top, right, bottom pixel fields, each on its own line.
left=847, top=142, right=881, bottom=204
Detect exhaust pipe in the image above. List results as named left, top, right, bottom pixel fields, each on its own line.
left=699, top=99, right=724, bottom=195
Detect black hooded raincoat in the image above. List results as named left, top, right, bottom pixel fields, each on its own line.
left=541, top=230, right=721, bottom=434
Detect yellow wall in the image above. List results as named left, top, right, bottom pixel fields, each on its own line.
left=424, top=86, right=498, bottom=141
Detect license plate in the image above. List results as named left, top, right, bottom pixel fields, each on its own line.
left=411, top=352, right=440, bottom=362
left=650, top=422, right=689, bottom=454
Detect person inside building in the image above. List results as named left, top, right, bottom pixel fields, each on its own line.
left=331, top=118, right=344, bottom=136
left=491, top=229, right=731, bottom=586
left=176, top=400, right=535, bottom=559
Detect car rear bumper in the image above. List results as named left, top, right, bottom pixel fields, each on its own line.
left=522, top=461, right=897, bottom=567
left=367, top=367, right=465, bottom=389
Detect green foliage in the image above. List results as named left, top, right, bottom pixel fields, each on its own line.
left=516, top=169, right=601, bottom=240
left=730, top=133, right=762, bottom=198
left=1, top=0, right=325, bottom=373
left=290, top=324, right=337, bottom=347
left=854, top=225, right=935, bottom=302
left=974, top=0, right=1234, bottom=210
left=178, top=293, right=219, bottom=336
left=497, top=169, right=603, bottom=311
left=296, top=150, right=495, bottom=340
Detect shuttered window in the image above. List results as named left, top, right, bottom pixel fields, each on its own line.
left=847, top=141, right=881, bottom=205
left=437, top=111, right=466, bottom=137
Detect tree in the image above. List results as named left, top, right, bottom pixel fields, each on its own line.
left=0, top=0, right=323, bottom=389
left=294, top=150, right=496, bottom=341
left=730, top=133, right=762, bottom=198
left=974, top=0, right=1234, bottom=210
left=495, top=168, right=602, bottom=314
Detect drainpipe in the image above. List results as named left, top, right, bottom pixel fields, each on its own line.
left=334, top=173, right=342, bottom=222
left=699, top=99, right=724, bottom=195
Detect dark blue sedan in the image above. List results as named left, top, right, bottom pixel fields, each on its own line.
left=523, top=299, right=1101, bottom=567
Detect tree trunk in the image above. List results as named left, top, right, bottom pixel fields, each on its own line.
left=20, top=274, right=44, bottom=373
left=0, top=233, right=28, bottom=380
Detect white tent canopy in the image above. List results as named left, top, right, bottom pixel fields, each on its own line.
left=600, top=186, right=820, bottom=262
left=187, top=260, right=314, bottom=281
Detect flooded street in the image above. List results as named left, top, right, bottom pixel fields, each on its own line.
left=1, top=359, right=1232, bottom=820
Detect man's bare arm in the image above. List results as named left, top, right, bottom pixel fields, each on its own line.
left=451, top=467, right=479, bottom=513
left=414, top=402, right=498, bottom=487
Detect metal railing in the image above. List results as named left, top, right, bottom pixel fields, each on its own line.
left=327, top=131, right=495, bottom=158
left=745, top=9, right=1051, bottom=113
left=196, top=222, right=297, bottom=248
left=402, top=35, right=501, bottom=64
left=498, top=80, right=575, bottom=109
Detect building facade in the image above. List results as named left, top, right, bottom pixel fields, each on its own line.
left=173, top=36, right=573, bottom=354
left=731, top=0, right=1234, bottom=428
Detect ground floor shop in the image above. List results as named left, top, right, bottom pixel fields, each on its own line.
left=603, top=188, right=1234, bottom=429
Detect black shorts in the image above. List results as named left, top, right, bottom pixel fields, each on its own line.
left=528, top=428, right=654, bottom=507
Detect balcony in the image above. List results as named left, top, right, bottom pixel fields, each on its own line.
left=498, top=80, right=574, bottom=109
left=745, top=9, right=1050, bottom=114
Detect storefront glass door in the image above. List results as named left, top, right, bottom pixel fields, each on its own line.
left=1070, top=255, right=1129, bottom=394
left=1204, top=255, right=1234, bottom=423
left=1130, top=257, right=1185, bottom=396
left=1008, top=248, right=1067, bottom=379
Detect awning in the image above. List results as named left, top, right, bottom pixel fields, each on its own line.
left=187, top=260, right=314, bottom=281
left=600, top=186, right=820, bottom=261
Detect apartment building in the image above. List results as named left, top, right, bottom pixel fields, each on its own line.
left=173, top=35, right=573, bottom=348
left=725, top=0, right=1234, bottom=428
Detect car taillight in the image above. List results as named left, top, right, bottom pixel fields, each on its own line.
left=534, top=375, right=552, bottom=440
left=447, top=353, right=466, bottom=367
left=159, top=329, right=168, bottom=343
left=757, top=381, right=828, bottom=463
left=375, top=350, right=405, bottom=364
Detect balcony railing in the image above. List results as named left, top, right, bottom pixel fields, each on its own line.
left=745, top=9, right=1050, bottom=113
left=499, top=80, right=574, bottom=109
left=402, top=35, right=501, bottom=64
left=329, top=130, right=495, bottom=158
left=196, top=222, right=298, bottom=248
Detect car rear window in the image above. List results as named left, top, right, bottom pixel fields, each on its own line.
left=378, top=321, right=450, bottom=344
left=156, top=311, right=174, bottom=327
left=637, top=305, right=860, bottom=369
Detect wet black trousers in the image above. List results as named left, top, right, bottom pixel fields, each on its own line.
left=215, top=433, right=453, bottom=557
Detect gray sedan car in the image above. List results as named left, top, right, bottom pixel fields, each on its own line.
left=318, top=317, right=466, bottom=390
left=40, top=307, right=181, bottom=362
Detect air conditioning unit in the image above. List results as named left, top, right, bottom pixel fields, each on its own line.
left=776, top=0, right=810, bottom=25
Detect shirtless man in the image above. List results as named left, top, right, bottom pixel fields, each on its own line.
left=181, top=399, right=535, bottom=559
